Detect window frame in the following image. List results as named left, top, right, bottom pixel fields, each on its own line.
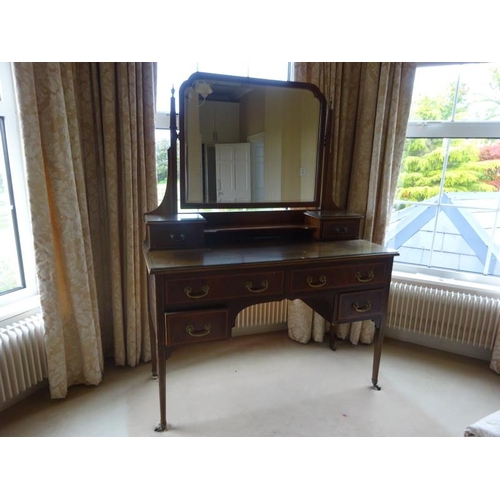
left=0, top=63, right=39, bottom=322
left=391, top=62, right=500, bottom=288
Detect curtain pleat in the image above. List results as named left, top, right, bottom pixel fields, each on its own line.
left=491, top=335, right=500, bottom=374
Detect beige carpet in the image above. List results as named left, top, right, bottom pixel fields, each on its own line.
left=0, top=332, right=499, bottom=437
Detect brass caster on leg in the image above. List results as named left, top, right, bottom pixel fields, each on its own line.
left=154, top=422, right=167, bottom=432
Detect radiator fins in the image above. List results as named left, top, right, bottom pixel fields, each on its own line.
left=0, top=314, right=47, bottom=406
left=388, top=282, right=500, bottom=350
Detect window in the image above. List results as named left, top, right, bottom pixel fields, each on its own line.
left=154, top=61, right=290, bottom=204
left=388, top=62, right=500, bottom=285
left=0, top=63, right=37, bottom=319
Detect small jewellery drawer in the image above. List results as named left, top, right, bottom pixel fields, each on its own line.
left=149, top=223, right=204, bottom=250
left=322, top=219, right=360, bottom=240
left=165, top=309, right=229, bottom=346
left=337, top=289, right=384, bottom=322
left=224, top=271, right=284, bottom=299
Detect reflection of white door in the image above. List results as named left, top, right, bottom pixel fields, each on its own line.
left=215, top=143, right=251, bottom=202
left=249, top=133, right=265, bottom=202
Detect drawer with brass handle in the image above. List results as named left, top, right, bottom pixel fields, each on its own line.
left=225, top=271, right=284, bottom=298
left=290, top=268, right=336, bottom=292
left=335, top=261, right=388, bottom=287
left=147, top=221, right=205, bottom=250
left=165, top=276, right=224, bottom=305
left=337, top=289, right=384, bottom=322
left=290, top=260, right=388, bottom=293
left=165, top=271, right=284, bottom=305
left=165, top=309, right=229, bottom=346
left=322, top=219, right=360, bottom=240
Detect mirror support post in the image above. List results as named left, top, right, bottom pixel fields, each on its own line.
left=320, top=102, right=337, bottom=211
left=169, top=87, right=178, bottom=215
left=163, top=87, right=178, bottom=216
left=147, top=86, right=178, bottom=217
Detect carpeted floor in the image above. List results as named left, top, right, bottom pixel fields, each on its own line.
left=0, top=332, right=499, bottom=437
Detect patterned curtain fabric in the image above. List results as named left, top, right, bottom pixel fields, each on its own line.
left=491, top=336, right=500, bottom=374
left=289, top=62, right=416, bottom=345
left=13, top=62, right=158, bottom=398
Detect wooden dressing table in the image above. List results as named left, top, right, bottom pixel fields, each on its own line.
left=143, top=73, right=397, bottom=432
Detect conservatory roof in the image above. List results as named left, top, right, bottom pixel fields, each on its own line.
left=385, top=192, right=500, bottom=275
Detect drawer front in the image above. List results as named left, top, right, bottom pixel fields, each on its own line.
left=224, top=271, right=284, bottom=299
left=165, top=309, right=228, bottom=346
left=337, top=289, right=384, bottom=322
left=290, top=260, right=388, bottom=293
left=165, top=276, right=226, bottom=305
left=322, top=219, right=360, bottom=240
left=335, top=261, right=388, bottom=287
left=165, top=271, right=284, bottom=305
left=290, top=267, right=338, bottom=292
left=149, top=224, right=204, bottom=250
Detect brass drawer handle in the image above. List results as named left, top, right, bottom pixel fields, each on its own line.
left=184, top=285, right=209, bottom=299
left=306, top=275, right=327, bottom=288
left=355, top=271, right=374, bottom=283
left=170, top=233, right=185, bottom=241
left=186, top=323, right=211, bottom=337
left=352, top=301, right=372, bottom=313
left=334, top=226, right=348, bottom=234
left=245, top=279, right=269, bottom=293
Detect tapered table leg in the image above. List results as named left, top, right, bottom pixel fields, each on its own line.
left=149, top=314, right=158, bottom=379
left=154, top=346, right=173, bottom=432
left=371, top=324, right=384, bottom=390
left=329, top=321, right=336, bottom=351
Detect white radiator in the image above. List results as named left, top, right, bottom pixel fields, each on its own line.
left=233, top=300, right=288, bottom=335
left=387, top=282, right=500, bottom=350
left=0, top=313, right=47, bottom=408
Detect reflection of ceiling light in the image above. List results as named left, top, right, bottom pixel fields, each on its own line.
left=194, top=81, right=213, bottom=99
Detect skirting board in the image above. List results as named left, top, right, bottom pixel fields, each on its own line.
left=385, top=326, right=492, bottom=361
left=0, top=379, right=48, bottom=413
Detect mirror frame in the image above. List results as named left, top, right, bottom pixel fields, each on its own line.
left=178, top=72, right=327, bottom=210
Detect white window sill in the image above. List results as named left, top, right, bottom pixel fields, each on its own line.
left=392, top=269, right=500, bottom=299
left=0, top=295, right=41, bottom=327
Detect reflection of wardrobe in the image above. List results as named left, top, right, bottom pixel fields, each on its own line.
left=199, top=101, right=240, bottom=144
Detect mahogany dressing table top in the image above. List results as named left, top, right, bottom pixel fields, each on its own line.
left=144, top=239, right=398, bottom=274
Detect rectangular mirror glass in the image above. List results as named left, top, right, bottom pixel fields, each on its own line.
left=179, top=72, right=326, bottom=209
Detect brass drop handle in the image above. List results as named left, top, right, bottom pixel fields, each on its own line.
left=334, top=226, right=348, bottom=234
left=306, top=275, right=327, bottom=288
left=245, top=279, right=269, bottom=293
left=352, top=301, right=372, bottom=313
left=355, top=270, right=374, bottom=283
left=186, top=323, right=211, bottom=337
left=184, top=285, right=209, bottom=299
left=170, top=233, right=185, bottom=241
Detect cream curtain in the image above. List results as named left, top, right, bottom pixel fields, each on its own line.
left=288, top=62, right=416, bottom=345
left=13, top=62, right=158, bottom=398
left=491, top=336, right=500, bottom=374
